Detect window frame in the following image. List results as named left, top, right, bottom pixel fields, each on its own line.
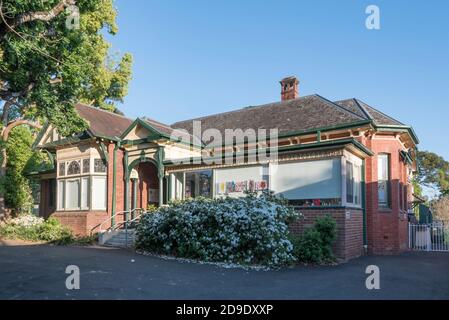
left=184, top=169, right=213, bottom=199
left=65, top=178, right=81, bottom=210
left=56, top=157, right=107, bottom=211
left=345, top=161, right=362, bottom=207
left=377, top=153, right=391, bottom=209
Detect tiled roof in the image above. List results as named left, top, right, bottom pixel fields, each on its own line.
left=171, top=94, right=367, bottom=141
left=74, top=95, right=406, bottom=145
left=75, top=103, right=134, bottom=138
left=142, top=117, right=202, bottom=145
left=335, top=98, right=403, bottom=126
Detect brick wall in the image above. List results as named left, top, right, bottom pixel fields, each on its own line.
left=107, top=143, right=126, bottom=220
left=53, top=211, right=109, bottom=236
left=358, top=134, right=411, bottom=255
left=289, top=208, right=364, bottom=261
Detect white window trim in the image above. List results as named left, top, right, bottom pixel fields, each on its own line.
left=64, top=178, right=81, bottom=211
left=343, top=157, right=362, bottom=208
left=56, top=157, right=107, bottom=211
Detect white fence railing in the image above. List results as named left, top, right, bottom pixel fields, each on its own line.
left=409, top=223, right=449, bottom=252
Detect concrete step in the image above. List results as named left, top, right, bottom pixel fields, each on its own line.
left=103, top=229, right=137, bottom=248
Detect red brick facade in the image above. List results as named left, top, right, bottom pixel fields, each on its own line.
left=289, top=208, right=364, bottom=261
left=40, top=127, right=414, bottom=258
left=53, top=211, right=110, bottom=236
left=107, top=143, right=126, bottom=221
left=359, top=134, right=411, bottom=255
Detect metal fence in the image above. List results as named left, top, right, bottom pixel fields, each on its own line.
left=409, top=222, right=449, bottom=252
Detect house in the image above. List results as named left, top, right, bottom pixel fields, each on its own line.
left=32, top=76, right=419, bottom=260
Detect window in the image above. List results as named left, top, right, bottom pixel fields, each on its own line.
left=185, top=170, right=212, bottom=198
left=94, top=159, right=107, bottom=173
left=170, top=172, right=184, bottom=201
left=214, top=166, right=267, bottom=198
left=59, top=162, right=65, bottom=176
left=354, top=166, right=361, bottom=205
left=81, top=177, right=89, bottom=209
left=346, top=161, right=362, bottom=206
left=378, top=154, right=390, bottom=208
left=57, top=180, right=65, bottom=210
left=346, top=161, right=354, bottom=203
left=270, top=159, right=342, bottom=206
left=92, top=176, right=107, bottom=210
left=83, top=159, right=90, bottom=173
left=66, top=180, right=80, bottom=209
left=56, top=157, right=107, bottom=211
left=67, top=161, right=81, bottom=175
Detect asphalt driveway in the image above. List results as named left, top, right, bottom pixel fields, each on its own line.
left=0, top=240, right=448, bottom=300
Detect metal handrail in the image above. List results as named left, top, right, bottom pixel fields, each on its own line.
left=124, top=209, right=148, bottom=248
left=111, top=208, right=145, bottom=232
left=96, top=208, right=144, bottom=234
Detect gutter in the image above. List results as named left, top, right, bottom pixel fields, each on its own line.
left=163, top=138, right=374, bottom=166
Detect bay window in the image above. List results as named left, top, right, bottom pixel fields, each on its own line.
left=57, top=157, right=107, bottom=211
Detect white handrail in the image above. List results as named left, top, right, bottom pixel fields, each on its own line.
left=95, top=208, right=144, bottom=233
left=124, top=210, right=148, bottom=248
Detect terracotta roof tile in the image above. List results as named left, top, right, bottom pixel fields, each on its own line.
left=335, top=98, right=403, bottom=126
left=171, top=94, right=366, bottom=141
left=75, top=103, right=134, bottom=138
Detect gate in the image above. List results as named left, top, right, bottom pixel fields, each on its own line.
left=409, top=223, right=449, bottom=252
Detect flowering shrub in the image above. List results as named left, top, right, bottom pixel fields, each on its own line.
left=135, top=192, right=299, bottom=267
left=0, top=215, right=73, bottom=244
left=6, top=215, right=44, bottom=228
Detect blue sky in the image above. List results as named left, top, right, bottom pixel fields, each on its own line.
left=108, top=0, right=449, bottom=160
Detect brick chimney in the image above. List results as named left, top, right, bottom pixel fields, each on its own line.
left=280, top=76, right=299, bottom=101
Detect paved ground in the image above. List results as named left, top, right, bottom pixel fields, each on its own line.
left=0, top=240, right=448, bottom=300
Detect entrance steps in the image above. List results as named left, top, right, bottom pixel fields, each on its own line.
left=99, top=229, right=136, bottom=248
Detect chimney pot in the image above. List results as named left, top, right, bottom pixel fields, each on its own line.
left=280, top=76, right=299, bottom=101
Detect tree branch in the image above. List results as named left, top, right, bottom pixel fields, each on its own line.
left=2, top=119, right=42, bottom=141
left=0, top=0, right=77, bottom=40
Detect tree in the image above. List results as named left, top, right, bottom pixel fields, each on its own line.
left=430, top=196, right=449, bottom=222
left=417, top=151, right=449, bottom=196
left=4, top=126, right=51, bottom=212
left=0, top=0, right=133, bottom=212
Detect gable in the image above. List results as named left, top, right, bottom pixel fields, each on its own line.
left=121, top=120, right=157, bottom=141
left=33, top=124, right=63, bottom=149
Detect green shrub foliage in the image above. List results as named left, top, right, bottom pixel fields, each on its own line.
left=0, top=215, right=95, bottom=245
left=2, top=126, right=52, bottom=212
left=291, top=215, right=337, bottom=264
left=135, top=192, right=299, bottom=267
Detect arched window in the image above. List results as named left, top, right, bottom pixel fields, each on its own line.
left=67, top=160, right=81, bottom=175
